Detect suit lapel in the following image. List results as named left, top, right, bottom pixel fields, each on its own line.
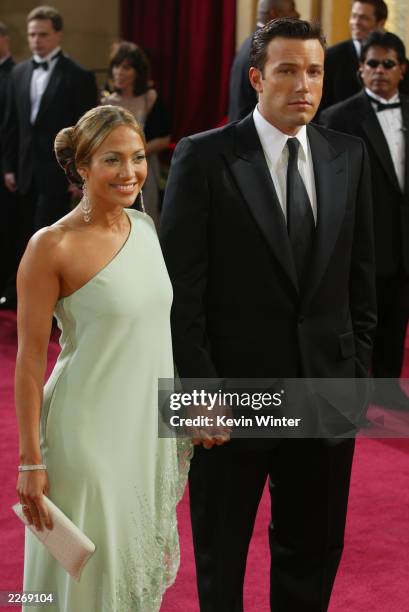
left=225, top=115, right=299, bottom=294
left=301, top=125, right=348, bottom=306
left=347, top=40, right=360, bottom=72
left=34, top=55, right=64, bottom=124
left=359, top=93, right=401, bottom=192
left=400, top=97, right=409, bottom=198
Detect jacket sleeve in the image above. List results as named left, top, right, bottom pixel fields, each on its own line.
left=160, top=137, right=219, bottom=379
left=1, top=72, right=18, bottom=175
left=349, top=139, right=377, bottom=376
left=74, top=69, right=98, bottom=120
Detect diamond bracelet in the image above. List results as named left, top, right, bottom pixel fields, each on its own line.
left=18, top=464, right=47, bottom=472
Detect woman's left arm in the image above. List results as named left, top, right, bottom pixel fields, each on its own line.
left=146, top=135, right=171, bottom=156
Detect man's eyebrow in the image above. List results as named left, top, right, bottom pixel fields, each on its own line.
left=275, top=62, right=323, bottom=68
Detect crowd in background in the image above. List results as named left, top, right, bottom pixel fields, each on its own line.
left=0, top=0, right=408, bottom=407
left=0, top=5, right=170, bottom=311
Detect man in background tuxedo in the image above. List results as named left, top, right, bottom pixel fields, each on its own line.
left=228, top=0, right=300, bottom=122
left=0, top=23, right=17, bottom=302
left=161, top=18, right=376, bottom=612
left=320, top=0, right=409, bottom=113
left=1, top=5, right=97, bottom=308
left=321, top=31, right=409, bottom=409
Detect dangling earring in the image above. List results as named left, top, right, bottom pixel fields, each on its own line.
left=81, top=180, right=92, bottom=223
left=139, top=189, right=146, bottom=214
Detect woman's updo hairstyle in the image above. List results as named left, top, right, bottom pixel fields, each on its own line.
left=54, top=105, right=146, bottom=186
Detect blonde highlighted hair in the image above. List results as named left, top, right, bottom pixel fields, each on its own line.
left=54, top=105, right=146, bottom=185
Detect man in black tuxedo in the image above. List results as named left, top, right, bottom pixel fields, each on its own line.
left=1, top=5, right=97, bottom=307
left=320, top=31, right=409, bottom=409
left=228, top=0, right=299, bottom=122
left=0, top=23, right=17, bottom=299
left=320, top=0, right=409, bottom=113
left=161, top=18, right=376, bottom=612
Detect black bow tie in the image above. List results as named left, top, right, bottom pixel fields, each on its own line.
left=32, top=59, right=48, bottom=71
left=366, top=94, right=401, bottom=113
left=32, top=51, right=62, bottom=72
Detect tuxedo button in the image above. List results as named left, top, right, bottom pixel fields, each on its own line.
left=298, top=316, right=305, bottom=324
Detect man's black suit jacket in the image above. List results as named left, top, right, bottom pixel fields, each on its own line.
left=2, top=52, right=97, bottom=195
left=320, top=39, right=409, bottom=113
left=0, top=56, right=15, bottom=134
left=320, top=90, right=409, bottom=278
left=161, top=115, right=377, bottom=403
left=228, top=31, right=258, bottom=122
left=0, top=56, right=15, bottom=170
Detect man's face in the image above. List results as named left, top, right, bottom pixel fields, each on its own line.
left=250, top=37, right=324, bottom=135
left=360, top=46, right=405, bottom=99
left=270, top=0, right=300, bottom=19
left=27, top=19, right=61, bottom=58
left=349, top=2, right=385, bottom=42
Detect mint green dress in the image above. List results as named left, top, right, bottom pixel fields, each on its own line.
left=22, top=209, right=191, bottom=612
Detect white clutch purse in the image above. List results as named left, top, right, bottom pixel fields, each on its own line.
left=12, top=496, right=96, bottom=581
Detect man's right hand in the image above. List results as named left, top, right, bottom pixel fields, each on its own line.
left=187, top=403, right=232, bottom=449
left=4, top=172, right=17, bottom=192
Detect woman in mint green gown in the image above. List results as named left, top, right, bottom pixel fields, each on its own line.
left=15, top=105, right=191, bottom=611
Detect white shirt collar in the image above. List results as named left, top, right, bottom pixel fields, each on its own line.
left=352, top=39, right=361, bottom=58
left=0, top=54, right=11, bottom=66
left=32, top=46, right=61, bottom=64
left=365, top=87, right=400, bottom=105
left=253, top=105, right=309, bottom=167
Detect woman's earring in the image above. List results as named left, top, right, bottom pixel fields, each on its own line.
left=81, top=180, right=92, bottom=223
left=140, top=189, right=146, bottom=214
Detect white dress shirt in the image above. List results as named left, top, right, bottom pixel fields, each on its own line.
left=253, top=105, right=317, bottom=224
left=30, top=46, right=61, bottom=124
left=352, top=39, right=361, bottom=58
left=366, top=88, right=405, bottom=191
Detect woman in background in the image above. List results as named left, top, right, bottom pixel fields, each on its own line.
left=102, top=41, right=170, bottom=229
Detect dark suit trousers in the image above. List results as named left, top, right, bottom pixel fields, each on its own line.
left=372, top=272, right=409, bottom=378
left=189, top=438, right=355, bottom=612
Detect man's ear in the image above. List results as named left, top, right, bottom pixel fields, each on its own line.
left=400, top=62, right=407, bottom=79
left=249, top=66, right=263, bottom=93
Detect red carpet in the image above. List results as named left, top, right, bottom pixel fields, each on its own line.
left=1, top=311, right=408, bottom=611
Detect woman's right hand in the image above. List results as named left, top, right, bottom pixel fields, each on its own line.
left=16, top=470, right=53, bottom=531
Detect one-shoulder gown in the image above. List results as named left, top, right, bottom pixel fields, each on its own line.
left=22, top=209, right=191, bottom=611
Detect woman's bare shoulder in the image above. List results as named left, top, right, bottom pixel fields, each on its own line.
left=24, top=217, right=81, bottom=266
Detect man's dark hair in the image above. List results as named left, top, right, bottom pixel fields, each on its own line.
left=352, top=0, right=388, bottom=23
left=251, top=18, right=326, bottom=73
left=0, top=22, right=9, bottom=37
left=361, top=31, right=406, bottom=64
left=27, top=6, right=63, bottom=32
